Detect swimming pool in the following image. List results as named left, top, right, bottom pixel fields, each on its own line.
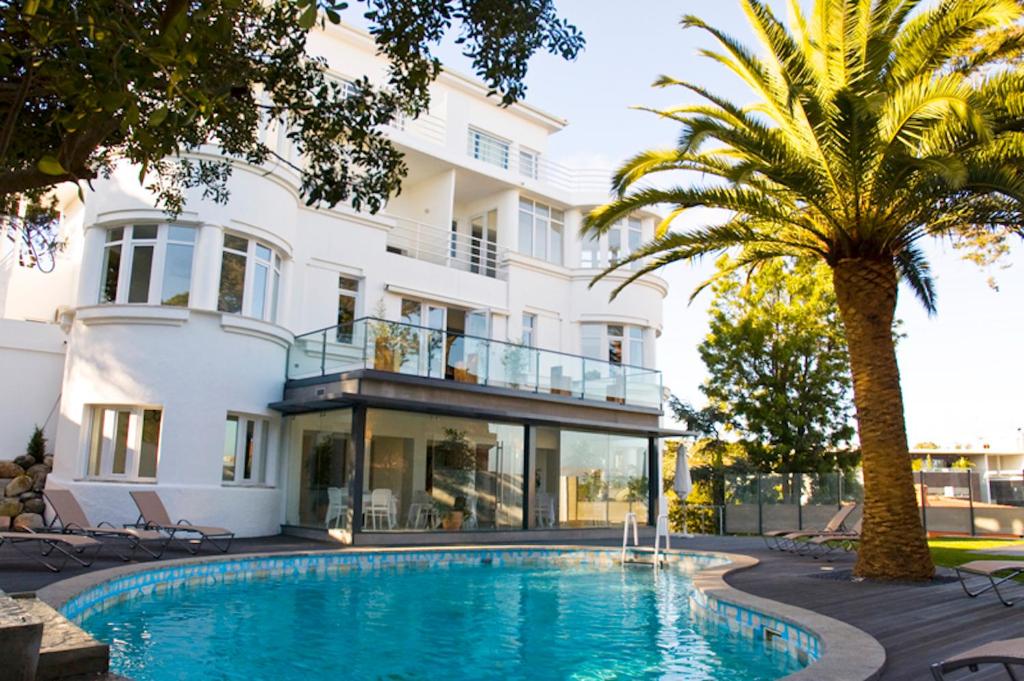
left=64, top=548, right=816, bottom=680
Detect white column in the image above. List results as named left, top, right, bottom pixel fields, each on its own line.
left=76, top=226, right=107, bottom=308
left=192, top=224, right=223, bottom=311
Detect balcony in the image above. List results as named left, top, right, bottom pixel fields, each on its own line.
left=386, top=218, right=508, bottom=280
left=286, top=317, right=663, bottom=410
left=466, top=128, right=611, bottom=196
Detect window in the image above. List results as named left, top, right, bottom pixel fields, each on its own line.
left=99, top=225, right=195, bottom=306
left=580, top=323, right=647, bottom=366
left=627, top=217, right=643, bottom=270
left=87, top=406, right=162, bottom=480
left=608, top=224, right=622, bottom=265
left=522, top=313, right=536, bottom=347
left=518, top=198, right=564, bottom=265
left=607, top=325, right=624, bottom=364
left=628, top=327, right=644, bottom=367
left=337, top=276, right=360, bottom=343
left=468, top=128, right=510, bottom=169
left=222, top=414, right=270, bottom=485
left=577, top=215, right=643, bottom=270
left=580, top=232, right=600, bottom=268
left=217, top=234, right=282, bottom=322
left=519, top=148, right=539, bottom=179
left=470, top=210, right=498, bottom=277
left=337, top=78, right=360, bottom=99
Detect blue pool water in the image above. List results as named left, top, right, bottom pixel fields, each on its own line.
left=79, top=559, right=807, bottom=680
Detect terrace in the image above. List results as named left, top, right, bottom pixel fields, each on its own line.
left=285, top=316, right=664, bottom=411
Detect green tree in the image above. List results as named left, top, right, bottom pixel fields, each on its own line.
left=0, top=0, right=583, bottom=216
left=584, top=0, right=1024, bottom=581
left=700, top=256, right=855, bottom=474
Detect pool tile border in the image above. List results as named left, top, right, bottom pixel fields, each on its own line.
left=37, top=545, right=885, bottom=681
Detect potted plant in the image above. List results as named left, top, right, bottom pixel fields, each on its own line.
left=433, top=428, right=476, bottom=530
left=501, top=338, right=531, bottom=389
left=368, top=302, right=419, bottom=372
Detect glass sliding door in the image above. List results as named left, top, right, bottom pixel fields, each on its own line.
left=364, top=409, right=524, bottom=531
left=285, top=410, right=355, bottom=529
left=532, top=427, right=649, bottom=528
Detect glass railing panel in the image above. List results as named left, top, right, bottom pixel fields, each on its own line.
left=486, top=342, right=539, bottom=392
left=538, top=350, right=583, bottom=399
left=582, top=359, right=625, bottom=404
left=287, top=317, right=662, bottom=409
left=623, top=366, right=662, bottom=409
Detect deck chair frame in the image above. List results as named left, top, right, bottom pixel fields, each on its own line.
left=0, top=530, right=101, bottom=572
left=955, top=564, right=1024, bottom=607
left=45, top=489, right=170, bottom=561
left=129, top=491, right=234, bottom=555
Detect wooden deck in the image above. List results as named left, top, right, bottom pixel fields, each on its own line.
left=2, top=533, right=1020, bottom=680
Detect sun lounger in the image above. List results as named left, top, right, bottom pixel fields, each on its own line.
left=762, top=503, right=857, bottom=551
left=955, top=561, right=1024, bottom=607
left=45, top=489, right=168, bottom=560
left=0, top=530, right=101, bottom=572
left=795, top=518, right=863, bottom=560
left=129, top=490, right=234, bottom=554
left=930, top=636, right=1024, bottom=680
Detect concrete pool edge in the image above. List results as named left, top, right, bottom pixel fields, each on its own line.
left=691, top=551, right=885, bottom=681
left=36, top=544, right=885, bottom=681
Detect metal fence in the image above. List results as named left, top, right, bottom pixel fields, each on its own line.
left=680, top=468, right=1024, bottom=537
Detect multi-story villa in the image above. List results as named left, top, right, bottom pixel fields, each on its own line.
left=0, top=24, right=672, bottom=543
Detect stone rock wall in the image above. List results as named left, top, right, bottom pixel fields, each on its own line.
left=0, top=453, right=52, bottom=531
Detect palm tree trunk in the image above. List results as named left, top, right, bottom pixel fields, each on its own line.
left=832, top=258, right=934, bottom=581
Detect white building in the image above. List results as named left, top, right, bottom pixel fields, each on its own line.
left=0, top=24, right=672, bottom=542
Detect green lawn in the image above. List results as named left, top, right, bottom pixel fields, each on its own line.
left=929, top=537, right=1024, bottom=568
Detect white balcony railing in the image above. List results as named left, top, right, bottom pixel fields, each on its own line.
left=387, top=217, right=508, bottom=281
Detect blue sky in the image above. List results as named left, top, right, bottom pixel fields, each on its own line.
left=420, top=1, right=1024, bottom=449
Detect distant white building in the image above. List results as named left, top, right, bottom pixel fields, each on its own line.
left=0, top=24, right=673, bottom=541
left=911, top=448, right=1024, bottom=505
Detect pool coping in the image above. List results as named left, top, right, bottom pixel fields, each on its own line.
left=36, top=545, right=885, bottom=681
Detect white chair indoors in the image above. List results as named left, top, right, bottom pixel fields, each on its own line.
left=407, top=490, right=437, bottom=529
left=324, top=487, right=346, bottom=529
left=365, top=488, right=396, bottom=529
left=535, top=492, right=556, bottom=527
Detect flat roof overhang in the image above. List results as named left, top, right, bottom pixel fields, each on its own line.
left=271, top=369, right=690, bottom=438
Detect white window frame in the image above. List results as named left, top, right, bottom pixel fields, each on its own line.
left=337, top=275, right=361, bottom=343
left=85, top=405, right=162, bottom=482
left=580, top=323, right=647, bottom=367
left=468, top=127, right=510, bottom=169
left=222, top=413, right=271, bottom=486
left=522, top=312, right=537, bottom=347
left=519, top=148, right=540, bottom=179
left=218, top=232, right=282, bottom=322
left=518, top=197, right=564, bottom=265
left=98, top=224, right=196, bottom=306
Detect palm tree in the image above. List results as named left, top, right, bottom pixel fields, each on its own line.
left=584, top=0, right=1024, bottom=581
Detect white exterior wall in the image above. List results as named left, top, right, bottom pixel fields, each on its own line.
left=0, top=22, right=668, bottom=536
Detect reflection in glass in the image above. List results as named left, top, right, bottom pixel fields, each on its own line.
left=161, top=243, right=193, bottom=306
left=534, top=428, right=648, bottom=527
left=218, top=251, right=246, bottom=313
left=138, top=409, right=161, bottom=479
left=287, top=410, right=354, bottom=529
left=364, top=409, right=524, bottom=532
left=127, top=245, right=153, bottom=303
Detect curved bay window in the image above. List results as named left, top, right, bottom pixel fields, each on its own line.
left=99, top=224, right=195, bottom=306
left=217, top=233, right=282, bottom=322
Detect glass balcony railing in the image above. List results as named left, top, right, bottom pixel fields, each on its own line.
left=287, top=317, right=663, bottom=410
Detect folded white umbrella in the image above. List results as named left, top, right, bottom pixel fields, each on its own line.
left=674, top=446, right=694, bottom=538
left=674, top=447, right=693, bottom=498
